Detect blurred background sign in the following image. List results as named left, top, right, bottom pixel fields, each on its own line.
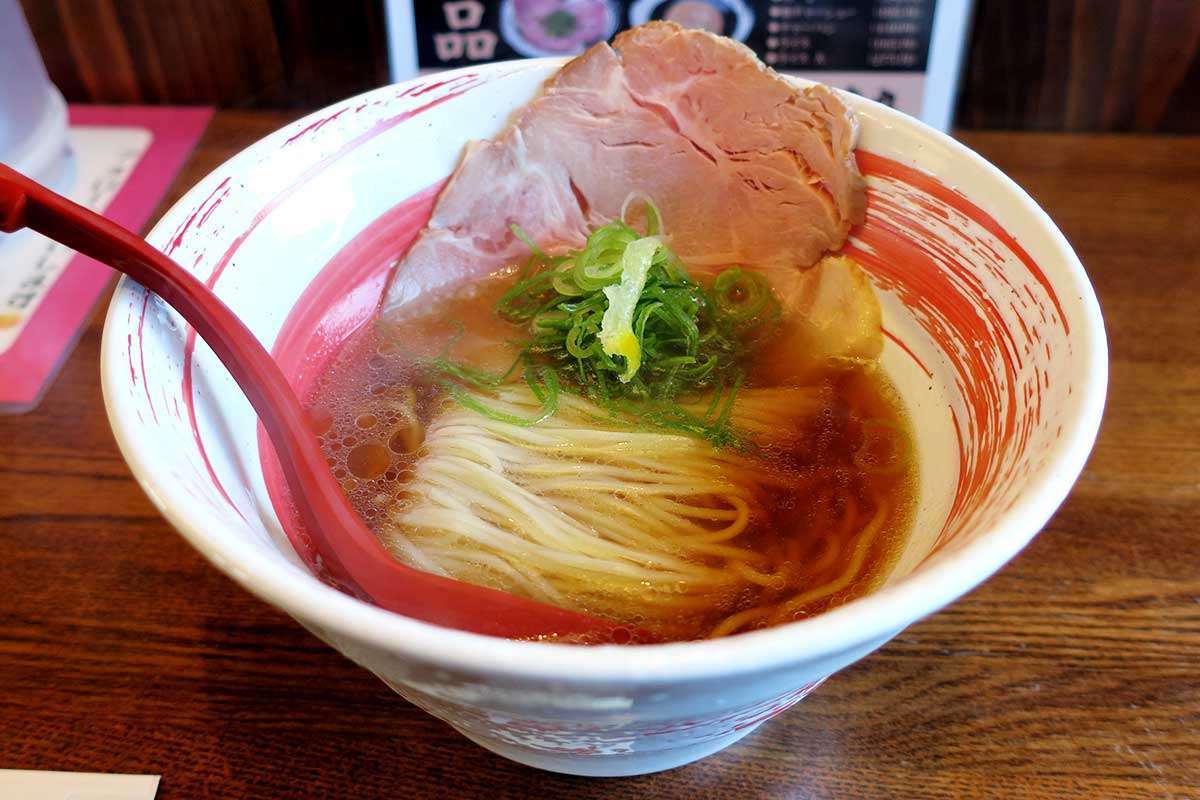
left=11, top=1, right=1200, bottom=132
left=384, top=0, right=972, bottom=130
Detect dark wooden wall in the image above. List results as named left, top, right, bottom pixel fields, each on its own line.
left=19, top=0, right=1200, bottom=132
left=956, top=0, right=1200, bottom=132
left=19, top=0, right=389, bottom=110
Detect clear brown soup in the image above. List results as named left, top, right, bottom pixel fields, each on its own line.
left=306, top=273, right=917, bottom=642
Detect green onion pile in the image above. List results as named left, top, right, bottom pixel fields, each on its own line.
left=430, top=203, right=781, bottom=446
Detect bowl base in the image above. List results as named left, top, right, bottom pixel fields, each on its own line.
left=452, top=721, right=764, bottom=777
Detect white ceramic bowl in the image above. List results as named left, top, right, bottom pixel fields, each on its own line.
left=100, top=60, right=1106, bottom=777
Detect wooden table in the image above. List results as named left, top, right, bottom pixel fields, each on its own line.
left=2, top=114, right=1197, bottom=799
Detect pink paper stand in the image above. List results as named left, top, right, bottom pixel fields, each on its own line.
left=0, top=105, right=212, bottom=413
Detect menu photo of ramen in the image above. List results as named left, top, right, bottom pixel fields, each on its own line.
left=498, top=0, right=753, bottom=58
left=628, top=0, right=754, bottom=41
left=499, top=0, right=622, bottom=57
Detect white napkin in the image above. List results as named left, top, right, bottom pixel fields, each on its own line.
left=0, top=769, right=160, bottom=799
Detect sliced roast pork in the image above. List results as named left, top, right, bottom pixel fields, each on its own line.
left=381, top=21, right=866, bottom=321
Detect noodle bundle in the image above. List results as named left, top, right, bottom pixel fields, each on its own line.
left=378, top=384, right=891, bottom=638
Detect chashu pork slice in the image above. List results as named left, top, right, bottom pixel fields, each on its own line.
left=381, top=21, right=866, bottom=322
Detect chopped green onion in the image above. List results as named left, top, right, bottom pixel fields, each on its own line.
left=430, top=201, right=781, bottom=446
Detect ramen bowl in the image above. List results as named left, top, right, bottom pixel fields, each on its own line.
left=100, top=61, right=1106, bottom=777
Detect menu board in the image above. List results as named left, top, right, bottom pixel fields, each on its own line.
left=385, top=1, right=970, bottom=130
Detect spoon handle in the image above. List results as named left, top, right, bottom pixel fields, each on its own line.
left=0, top=164, right=368, bottom=582
left=0, top=164, right=630, bottom=642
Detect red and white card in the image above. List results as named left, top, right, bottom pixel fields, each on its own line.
left=0, top=105, right=211, bottom=413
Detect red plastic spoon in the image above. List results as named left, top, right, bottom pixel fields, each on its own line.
left=0, top=164, right=635, bottom=643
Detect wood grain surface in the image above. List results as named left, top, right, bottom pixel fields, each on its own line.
left=0, top=114, right=1198, bottom=799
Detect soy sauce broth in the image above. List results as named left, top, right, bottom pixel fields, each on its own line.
left=305, top=272, right=917, bottom=641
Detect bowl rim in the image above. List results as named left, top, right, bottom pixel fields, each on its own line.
left=101, top=59, right=1108, bottom=684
